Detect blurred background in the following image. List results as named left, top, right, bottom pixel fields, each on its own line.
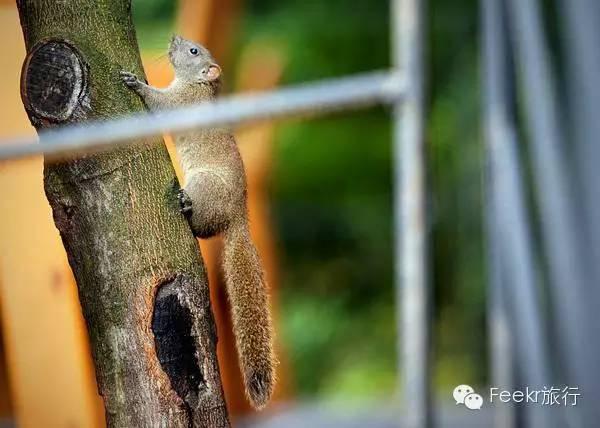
left=0, top=0, right=484, bottom=426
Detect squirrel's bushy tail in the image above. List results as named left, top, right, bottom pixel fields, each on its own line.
left=222, top=220, right=275, bottom=409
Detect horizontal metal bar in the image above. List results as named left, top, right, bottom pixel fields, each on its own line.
left=0, top=70, right=404, bottom=161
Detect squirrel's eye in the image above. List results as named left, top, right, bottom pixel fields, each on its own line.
left=190, top=48, right=199, bottom=55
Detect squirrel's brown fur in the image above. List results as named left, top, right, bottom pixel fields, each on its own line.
left=120, top=35, right=275, bottom=409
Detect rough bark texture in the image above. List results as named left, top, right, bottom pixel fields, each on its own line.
left=17, top=1, right=230, bottom=427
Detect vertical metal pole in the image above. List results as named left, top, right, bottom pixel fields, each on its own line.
left=559, top=0, right=600, bottom=275
left=482, top=0, right=551, bottom=420
left=482, top=1, right=556, bottom=427
left=505, top=0, right=587, bottom=295
left=392, top=1, right=431, bottom=427
left=505, top=0, right=589, bottom=425
left=482, top=9, right=518, bottom=427
left=557, top=1, right=600, bottom=424
left=503, top=0, right=586, bottom=333
left=482, top=4, right=517, bottom=417
left=486, top=230, right=516, bottom=428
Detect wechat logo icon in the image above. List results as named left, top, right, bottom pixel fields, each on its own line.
left=453, top=384, right=483, bottom=410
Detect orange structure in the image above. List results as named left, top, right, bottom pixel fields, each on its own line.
left=0, top=6, right=105, bottom=427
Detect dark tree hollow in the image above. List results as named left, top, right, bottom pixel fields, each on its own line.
left=152, top=277, right=206, bottom=411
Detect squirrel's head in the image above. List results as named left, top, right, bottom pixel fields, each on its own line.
left=168, top=35, right=221, bottom=85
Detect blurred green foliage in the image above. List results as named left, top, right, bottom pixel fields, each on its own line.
left=134, top=0, right=485, bottom=404
left=132, top=0, right=175, bottom=52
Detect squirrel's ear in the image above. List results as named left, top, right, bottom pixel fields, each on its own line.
left=205, top=64, right=221, bottom=81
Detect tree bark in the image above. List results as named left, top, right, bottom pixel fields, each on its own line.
left=16, top=1, right=230, bottom=427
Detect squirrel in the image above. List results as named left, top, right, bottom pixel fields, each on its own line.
left=120, top=35, right=275, bottom=409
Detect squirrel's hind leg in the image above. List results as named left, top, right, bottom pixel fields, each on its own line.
left=180, top=172, right=232, bottom=238
left=178, top=188, right=193, bottom=214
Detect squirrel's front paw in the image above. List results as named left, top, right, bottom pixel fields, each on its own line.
left=178, top=189, right=193, bottom=215
left=120, top=70, right=141, bottom=89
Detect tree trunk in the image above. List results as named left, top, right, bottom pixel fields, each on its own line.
left=16, top=1, right=230, bottom=427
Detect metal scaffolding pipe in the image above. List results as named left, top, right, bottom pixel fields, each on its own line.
left=392, top=0, right=431, bottom=427
left=504, top=0, right=585, bottom=318
left=557, top=0, right=600, bottom=424
left=482, top=4, right=517, bottom=426
left=506, top=0, right=592, bottom=425
left=0, top=70, right=404, bottom=162
left=482, top=1, right=553, bottom=426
